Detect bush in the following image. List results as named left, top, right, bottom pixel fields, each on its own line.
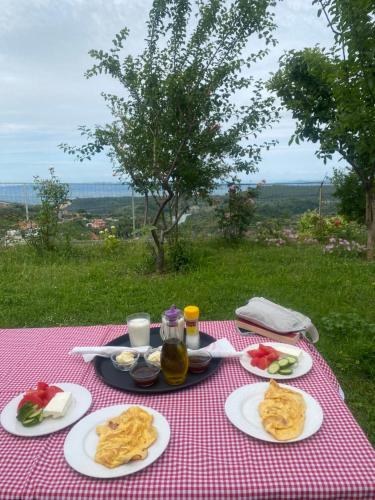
left=216, top=184, right=257, bottom=241
left=298, top=210, right=365, bottom=243
left=99, top=226, right=120, bottom=252
left=323, top=237, right=366, bottom=257
left=166, top=238, right=197, bottom=272
left=253, top=220, right=300, bottom=246
left=332, top=169, right=365, bottom=224
left=254, top=219, right=286, bottom=246
left=28, top=168, right=69, bottom=252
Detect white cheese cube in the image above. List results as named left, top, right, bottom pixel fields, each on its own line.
left=275, top=345, right=303, bottom=362
left=43, top=392, right=72, bottom=419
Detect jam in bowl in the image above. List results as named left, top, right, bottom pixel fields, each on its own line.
left=188, top=350, right=212, bottom=373
left=129, top=361, right=160, bottom=387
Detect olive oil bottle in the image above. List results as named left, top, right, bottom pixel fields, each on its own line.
left=160, top=305, right=188, bottom=385
left=161, top=338, right=188, bottom=385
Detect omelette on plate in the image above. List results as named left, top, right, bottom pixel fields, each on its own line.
left=259, top=380, right=306, bottom=441
left=95, top=406, right=158, bottom=468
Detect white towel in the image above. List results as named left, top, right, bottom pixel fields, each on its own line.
left=236, top=297, right=319, bottom=343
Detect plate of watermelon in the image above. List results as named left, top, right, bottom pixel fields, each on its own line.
left=240, top=343, right=313, bottom=379
left=0, top=382, right=92, bottom=437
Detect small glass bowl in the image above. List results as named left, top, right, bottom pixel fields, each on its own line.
left=144, top=347, right=162, bottom=368
left=111, top=351, right=139, bottom=372
left=188, top=350, right=212, bottom=373
left=129, top=361, right=160, bottom=387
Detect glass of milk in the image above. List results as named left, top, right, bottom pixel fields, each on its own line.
left=127, top=313, right=151, bottom=347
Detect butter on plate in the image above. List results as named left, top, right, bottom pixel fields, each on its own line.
left=43, top=392, right=72, bottom=419
left=115, top=351, right=135, bottom=365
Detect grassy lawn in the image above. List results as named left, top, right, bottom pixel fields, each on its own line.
left=0, top=241, right=374, bottom=444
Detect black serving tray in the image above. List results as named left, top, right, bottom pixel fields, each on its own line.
left=94, top=327, right=222, bottom=394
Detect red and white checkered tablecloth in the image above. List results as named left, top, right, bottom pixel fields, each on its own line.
left=0, top=321, right=374, bottom=500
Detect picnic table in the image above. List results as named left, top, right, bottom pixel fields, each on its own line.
left=0, top=321, right=374, bottom=500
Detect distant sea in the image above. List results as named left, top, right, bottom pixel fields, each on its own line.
left=0, top=183, right=135, bottom=205
left=0, top=182, right=235, bottom=205
left=0, top=181, right=321, bottom=205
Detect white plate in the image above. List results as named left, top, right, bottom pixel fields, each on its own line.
left=225, top=382, right=323, bottom=443
left=64, top=404, right=170, bottom=478
left=240, top=342, right=313, bottom=379
left=0, top=383, right=92, bottom=437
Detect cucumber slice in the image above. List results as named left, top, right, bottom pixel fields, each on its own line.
left=22, top=418, right=41, bottom=427
left=286, top=356, right=297, bottom=365
left=17, top=403, right=38, bottom=422
left=278, top=358, right=290, bottom=368
left=279, top=367, right=293, bottom=375
left=267, top=361, right=280, bottom=374
left=17, top=402, right=43, bottom=426
left=28, top=409, right=43, bottom=420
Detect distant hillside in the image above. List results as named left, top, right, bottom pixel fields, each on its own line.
left=0, top=184, right=338, bottom=238
left=256, top=183, right=336, bottom=219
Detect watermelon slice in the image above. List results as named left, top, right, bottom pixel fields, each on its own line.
left=256, top=356, right=269, bottom=370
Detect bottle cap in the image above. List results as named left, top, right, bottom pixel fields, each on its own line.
left=184, top=305, right=200, bottom=320
left=164, top=305, right=181, bottom=322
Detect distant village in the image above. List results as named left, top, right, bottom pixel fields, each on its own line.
left=0, top=200, right=122, bottom=246
left=0, top=199, right=197, bottom=246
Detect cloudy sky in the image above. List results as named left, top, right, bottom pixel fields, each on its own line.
left=0, top=0, right=337, bottom=183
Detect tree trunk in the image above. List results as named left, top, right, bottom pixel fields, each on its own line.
left=143, top=192, right=149, bottom=226
left=174, top=194, right=179, bottom=240
left=365, top=185, right=375, bottom=260
left=151, top=228, right=165, bottom=273
left=156, top=244, right=165, bottom=273
left=150, top=192, right=173, bottom=273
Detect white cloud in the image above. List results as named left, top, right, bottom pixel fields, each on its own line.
left=0, top=123, right=38, bottom=134
left=0, top=0, right=338, bottom=182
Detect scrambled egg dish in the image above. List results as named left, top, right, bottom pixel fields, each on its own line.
left=259, top=380, right=306, bottom=441
left=95, top=406, right=158, bottom=468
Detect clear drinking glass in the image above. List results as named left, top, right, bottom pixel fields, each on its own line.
left=127, top=313, right=150, bottom=347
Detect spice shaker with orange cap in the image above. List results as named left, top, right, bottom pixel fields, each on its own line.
left=184, top=305, right=200, bottom=350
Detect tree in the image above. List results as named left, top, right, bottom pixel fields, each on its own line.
left=60, top=0, right=279, bottom=272
left=32, top=168, right=69, bottom=250
left=268, top=0, right=375, bottom=259
left=215, top=183, right=258, bottom=240
left=332, top=169, right=366, bottom=223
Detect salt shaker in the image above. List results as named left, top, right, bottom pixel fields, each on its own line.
left=184, top=305, right=200, bottom=349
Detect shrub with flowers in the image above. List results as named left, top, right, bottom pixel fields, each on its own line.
left=323, top=237, right=366, bottom=257
left=99, top=226, right=120, bottom=252
left=298, top=210, right=331, bottom=242
left=264, top=237, right=286, bottom=247
left=298, top=210, right=365, bottom=244
left=254, top=221, right=302, bottom=247
left=254, top=220, right=283, bottom=244
left=281, top=227, right=299, bottom=242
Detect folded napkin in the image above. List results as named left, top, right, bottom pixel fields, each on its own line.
left=191, top=338, right=242, bottom=358
left=70, top=338, right=242, bottom=362
left=69, top=345, right=151, bottom=363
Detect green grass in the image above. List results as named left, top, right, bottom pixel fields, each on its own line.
left=0, top=241, right=374, bottom=445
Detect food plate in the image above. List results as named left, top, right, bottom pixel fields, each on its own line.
left=225, top=382, right=323, bottom=443
left=0, top=383, right=92, bottom=437
left=94, top=327, right=222, bottom=393
left=240, top=342, right=313, bottom=379
left=64, top=404, right=170, bottom=478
